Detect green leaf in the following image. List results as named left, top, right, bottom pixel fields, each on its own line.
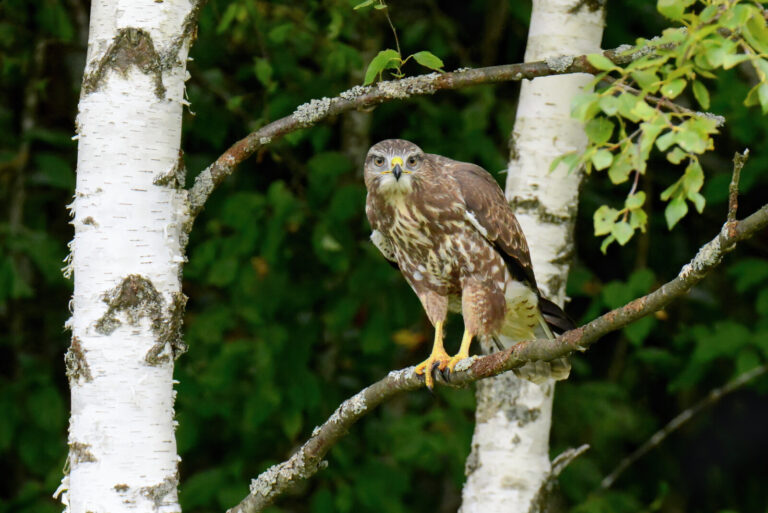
left=599, top=95, right=620, bottom=116
left=660, top=177, right=679, bottom=201
left=722, top=53, right=749, bottom=70
left=699, top=4, right=718, bottom=22
left=353, top=0, right=376, bottom=9
left=625, top=191, right=646, bottom=210
left=612, top=221, right=634, bottom=245
left=363, top=49, right=402, bottom=85
left=630, top=208, right=648, bottom=231
left=608, top=152, right=633, bottom=184
left=617, top=92, right=641, bottom=122
left=676, top=129, right=707, bottom=154
left=660, top=78, right=686, bottom=99
left=594, top=205, right=620, bottom=236
left=721, top=4, right=754, bottom=30
left=744, top=12, right=768, bottom=54
left=630, top=99, right=656, bottom=121
left=665, top=196, right=688, bottom=229
left=682, top=159, right=704, bottom=193
left=411, top=51, right=444, bottom=71
left=631, top=70, right=660, bottom=92
left=550, top=152, right=581, bottom=173
left=657, top=0, right=687, bottom=20
left=655, top=131, right=677, bottom=152
left=571, top=93, right=601, bottom=122
left=758, top=82, right=768, bottom=114
left=585, top=117, right=614, bottom=145
left=600, top=234, right=616, bottom=254
left=639, top=117, right=667, bottom=160
left=692, top=80, right=710, bottom=109
left=688, top=191, right=706, bottom=213
left=586, top=53, right=617, bottom=71
left=592, top=149, right=614, bottom=170
left=666, top=146, right=687, bottom=164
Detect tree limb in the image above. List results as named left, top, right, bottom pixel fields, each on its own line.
left=600, top=362, right=768, bottom=490
left=188, top=44, right=644, bottom=218
left=226, top=195, right=768, bottom=513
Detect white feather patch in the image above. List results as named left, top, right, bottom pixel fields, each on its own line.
left=464, top=210, right=488, bottom=238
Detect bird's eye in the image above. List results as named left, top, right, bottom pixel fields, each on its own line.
left=407, top=156, right=418, bottom=167
left=373, top=156, right=385, bottom=167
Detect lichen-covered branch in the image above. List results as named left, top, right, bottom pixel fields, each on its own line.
left=189, top=44, right=645, bottom=218
left=226, top=198, right=768, bottom=513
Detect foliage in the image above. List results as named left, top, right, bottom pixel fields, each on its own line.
left=352, top=0, right=445, bottom=84
left=1, top=1, right=767, bottom=513
left=554, top=0, right=768, bottom=252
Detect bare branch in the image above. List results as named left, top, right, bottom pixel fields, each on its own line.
left=226, top=195, right=768, bottom=513
left=728, top=149, right=748, bottom=223
left=601, top=362, right=768, bottom=490
left=188, top=44, right=644, bottom=219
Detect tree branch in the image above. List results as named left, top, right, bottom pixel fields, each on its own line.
left=600, top=362, right=768, bottom=490
left=188, top=44, right=644, bottom=218
left=226, top=195, right=768, bottom=513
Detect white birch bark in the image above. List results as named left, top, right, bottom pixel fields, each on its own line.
left=56, top=2, right=198, bottom=512
left=460, top=2, right=604, bottom=512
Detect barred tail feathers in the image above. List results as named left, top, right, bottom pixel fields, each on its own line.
left=490, top=295, right=572, bottom=384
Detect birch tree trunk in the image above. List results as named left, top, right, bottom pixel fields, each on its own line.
left=460, top=2, right=604, bottom=512
left=57, top=2, right=200, bottom=512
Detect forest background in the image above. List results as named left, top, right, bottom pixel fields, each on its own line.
left=1, top=1, right=768, bottom=512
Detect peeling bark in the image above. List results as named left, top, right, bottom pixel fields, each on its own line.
left=59, top=2, right=201, bottom=512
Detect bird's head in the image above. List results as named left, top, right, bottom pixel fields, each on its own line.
left=363, top=139, right=427, bottom=197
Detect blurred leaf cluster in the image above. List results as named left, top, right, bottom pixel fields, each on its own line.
left=1, top=1, right=767, bottom=513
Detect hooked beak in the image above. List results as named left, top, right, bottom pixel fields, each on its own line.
left=392, top=164, right=402, bottom=180
left=391, top=156, right=404, bottom=180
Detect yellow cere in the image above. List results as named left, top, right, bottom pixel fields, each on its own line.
left=391, top=156, right=403, bottom=168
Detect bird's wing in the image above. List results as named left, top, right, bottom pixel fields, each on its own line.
left=366, top=193, right=400, bottom=269
left=438, top=155, right=576, bottom=333
left=436, top=155, right=538, bottom=289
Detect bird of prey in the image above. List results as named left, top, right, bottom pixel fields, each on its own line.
left=363, top=139, right=573, bottom=389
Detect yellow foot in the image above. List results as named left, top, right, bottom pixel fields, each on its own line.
left=446, top=330, right=474, bottom=373
left=414, top=350, right=451, bottom=390
left=446, top=351, right=470, bottom=373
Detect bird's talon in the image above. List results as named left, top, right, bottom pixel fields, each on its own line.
left=415, top=352, right=451, bottom=390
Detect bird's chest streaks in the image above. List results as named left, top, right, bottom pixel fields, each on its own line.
left=379, top=198, right=503, bottom=292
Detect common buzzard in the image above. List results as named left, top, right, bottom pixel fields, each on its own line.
left=363, top=139, right=573, bottom=389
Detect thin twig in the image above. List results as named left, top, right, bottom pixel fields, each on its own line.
left=728, top=149, right=748, bottom=223
left=187, top=44, right=649, bottom=219
left=601, top=362, right=768, bottom=490
left=380, top=1, right=401, bottom=57
left=226, top=194, right=768, bottom=513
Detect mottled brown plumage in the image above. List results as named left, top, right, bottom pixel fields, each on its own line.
left=363, top=139, right=572, bottom=388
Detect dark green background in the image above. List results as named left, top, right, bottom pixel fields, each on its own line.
left=1, top=1, right=767, bottom=512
